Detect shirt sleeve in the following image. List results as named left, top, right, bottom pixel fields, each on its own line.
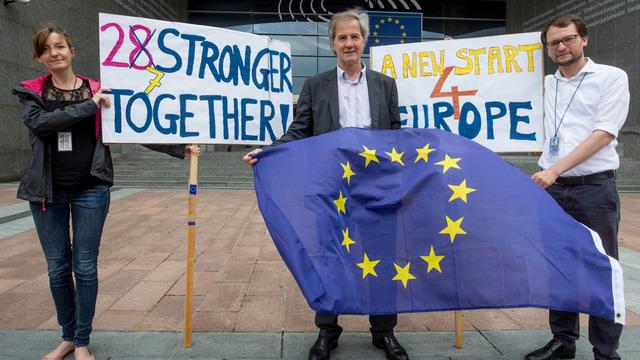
left=593, top=69, right=629, bottom=138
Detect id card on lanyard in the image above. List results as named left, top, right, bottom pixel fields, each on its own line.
left=58, top=132, right=72, bottom=152
left=550, top=73, right=587, bottom=157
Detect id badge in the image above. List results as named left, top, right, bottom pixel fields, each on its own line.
left=58, top=132, right=72, bottom=152
left=548, top=135, right=560, bottom=156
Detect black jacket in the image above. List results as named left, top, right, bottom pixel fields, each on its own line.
left=275, top=68, right=401, bottom=144
left=13, top=74, right=185, bottom=203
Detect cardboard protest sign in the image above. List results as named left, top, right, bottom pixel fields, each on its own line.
left=99, top=13, right=293, bottom=144
left=370, top=33, right=544, bottom=152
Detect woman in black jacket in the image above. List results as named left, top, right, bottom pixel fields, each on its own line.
left=13, top=24, right=198, bottom=360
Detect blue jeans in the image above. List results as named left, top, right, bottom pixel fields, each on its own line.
left=30, top=183, right=110, bottom=347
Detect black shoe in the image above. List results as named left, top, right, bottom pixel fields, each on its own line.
left=372, top=335, right=409, bottom=360
left=525, top=339, right=576, bottom=360
left=308, top=334, right=339, bottom=360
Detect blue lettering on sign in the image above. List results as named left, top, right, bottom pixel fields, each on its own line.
left=107, top=90, right=290, bottom=143
left=485, top=101, right=507, bottom=140
left=155, top=28, right=182, bottom=73
left=110, top=88, right=135, bottom=133
left=458, top=102, right=481, bottom=139
left=393, top=100, right=536, bottom=142
left=198, top=41, right=220, bottom=81
left=126, top=92, right=152, bottom=133
left=147, top=29, right=293, bottom=94
left=179, top=94, right=199, bottom=138
left=199, top=95, right=222, bottom=139
left=509, top=101, right=535, bottom=140
left=153, top=94, right=178, bottom=135
left=180, top=33, right=206, bottom=77
left=241, top=98, right=258, bottom=141
left=433, top=102, right=453, bottom=132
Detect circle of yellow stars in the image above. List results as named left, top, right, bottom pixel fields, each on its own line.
left=333, top=144, right=477, bottom=289
left=372, top=16, right=409, bottom=45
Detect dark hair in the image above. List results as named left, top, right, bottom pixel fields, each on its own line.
left=541, top=14, right=588, bottom=44
left=32, top=24, right=73, bottom=59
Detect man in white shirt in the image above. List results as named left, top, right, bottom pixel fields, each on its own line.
left=527, top=14, right=629, bottom=360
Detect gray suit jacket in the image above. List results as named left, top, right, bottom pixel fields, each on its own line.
left=274, top=68, right=401, bottom=144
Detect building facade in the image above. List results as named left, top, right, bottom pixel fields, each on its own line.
left=2, top=0, right=637, bottom=182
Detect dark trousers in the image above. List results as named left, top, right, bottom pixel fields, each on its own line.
left=315, top=312, right=397, bottom=340
left=546, top=179, right=623, bottom=360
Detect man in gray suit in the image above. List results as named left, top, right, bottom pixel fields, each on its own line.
left=243, top=8, right=406, bottom=360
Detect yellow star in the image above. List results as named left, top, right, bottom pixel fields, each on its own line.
left=375, top=38, right=380, bottom=44
left=388, top=17, right=393, bottom=21
left=420, top=245, right=445, bottom=273
left=402, top=32, right=407, bottom=37
left=375, top=24, right=380, bottom=29
left=385, top=147, right=405, bottom=166
left=400, top=39, right=405, bottom=44
left=392, top=262, right=416, bottom=288
left=435, top=154, right=461, bottom=173
left=440, top=216, right=466, bottom=243
left=357, top=253, right=380, bottom=279
left=395, top=19, right=400, bottom=24
left=333, top=191, right=347, bottom=215
left=359, top=145, right=380, bottom=167
left=380, top=19, right=385, bottom=24
left=373, top=31, right=378, bottom=36
left=448, top=180, right=476, bottom=203
left=341, top=161, right=355, bottom=185
left=400, top=25, right=405, bottom=30
left=415, top=144, right=436, bottom=163
left=341, top=228, right=356, bottom=252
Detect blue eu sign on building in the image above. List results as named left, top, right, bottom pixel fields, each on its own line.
left=366, top=11, right=422, bottom=54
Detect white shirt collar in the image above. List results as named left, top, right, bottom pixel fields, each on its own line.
left=554, top=57, right=598, bottom=80
left=337, top=63, right=367, bottom=83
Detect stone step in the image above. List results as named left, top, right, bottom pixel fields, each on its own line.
left=112, top=151, right=640, bottom=192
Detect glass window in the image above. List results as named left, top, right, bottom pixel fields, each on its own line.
left=253, top=15, right=318, bottom=35
left=317, top=36, right=334, bottom=57
left=444, top=20, right=506, bottom=39
left=188, top=13, right=252, bottom=32
left=292, top=76, right=309, bottom=94
left=423, top=20, right=445, bottom=39
left=292, top=56, right=318, bottom=77
left=269, top=35, right=318, bottom=56
left=318, top=57, right=336, bottom=73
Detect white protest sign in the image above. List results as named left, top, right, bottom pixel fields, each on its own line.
left=370, top=32, right=544, bottom=152
left=99, top=13, right=293, bottom=144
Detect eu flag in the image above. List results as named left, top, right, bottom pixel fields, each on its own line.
left=365, top=11, right=422, bottom=54
left=253, top=128, right=625, bottom=323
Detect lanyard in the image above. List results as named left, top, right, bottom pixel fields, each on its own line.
left=553, top=72, right=587, bottom=137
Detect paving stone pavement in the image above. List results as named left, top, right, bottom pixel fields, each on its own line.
left=0, top=187, right=639, bottom=359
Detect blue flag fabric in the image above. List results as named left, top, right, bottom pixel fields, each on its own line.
left=365, top=11, right=422, bottom=54
left=253, top=128, right=625, bottom=323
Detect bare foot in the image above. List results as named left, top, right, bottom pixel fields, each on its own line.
left=73, top=346, right=95, bottom=360
left=42, top=340, right=74, bottom=360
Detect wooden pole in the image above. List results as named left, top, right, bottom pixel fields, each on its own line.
left=454, top=311, right=463, bottom=349
left=184, top=150, right=199, bottom=348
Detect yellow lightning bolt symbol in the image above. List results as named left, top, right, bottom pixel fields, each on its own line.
left=144, top=67, right=165, bottom=94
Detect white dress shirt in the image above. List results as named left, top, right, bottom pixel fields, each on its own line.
left=538, top=58, right=629, bottom=176
left=337, top=64, right=372, bottom=128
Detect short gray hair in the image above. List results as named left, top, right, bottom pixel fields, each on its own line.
left=328, top=8, right=369, bottom=43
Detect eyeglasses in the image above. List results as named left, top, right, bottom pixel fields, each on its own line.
left=545, top=34, right=581, bottom=50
